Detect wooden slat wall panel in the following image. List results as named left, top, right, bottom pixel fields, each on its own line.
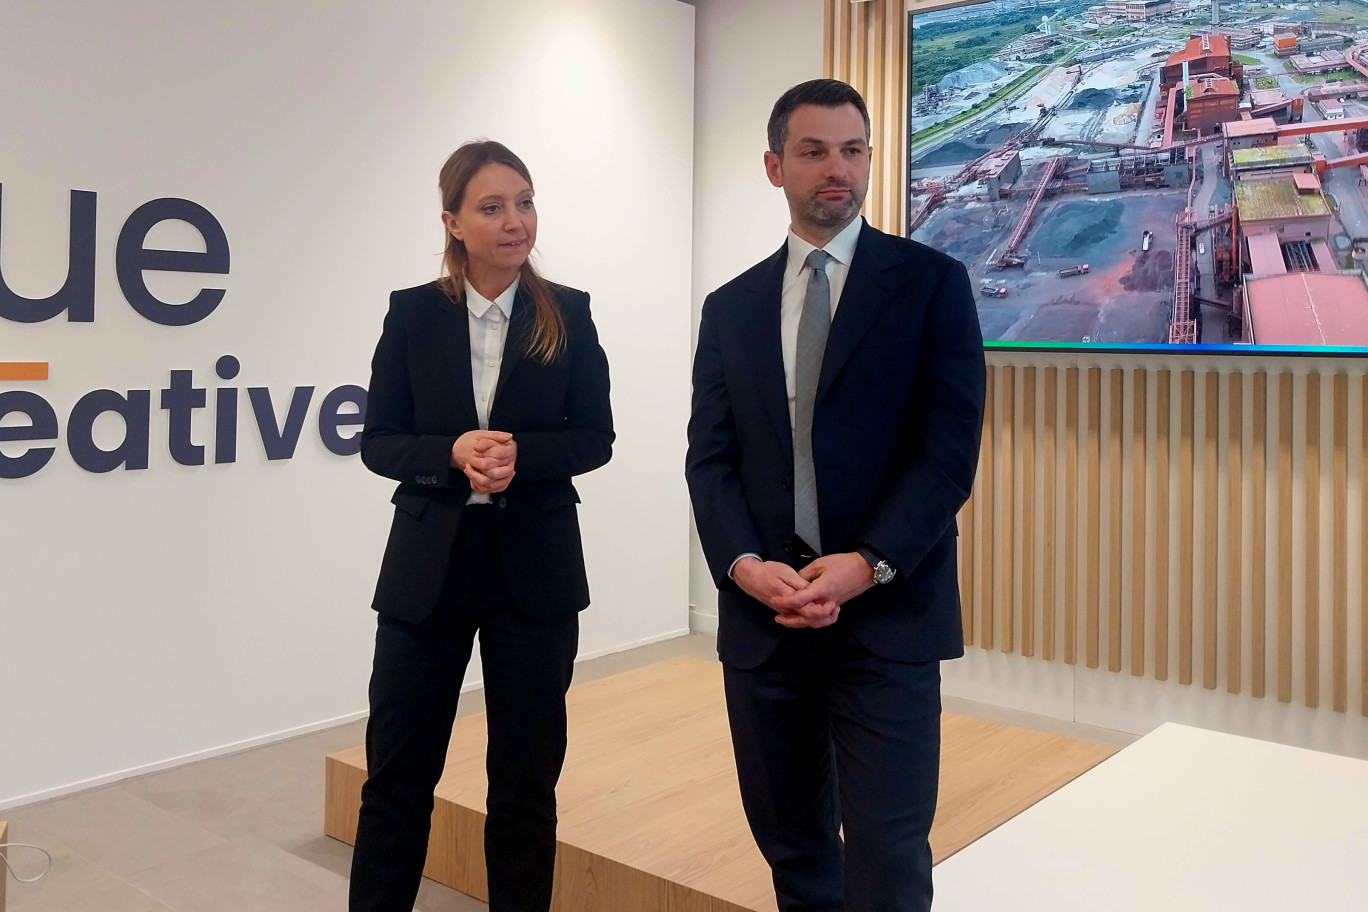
left=1108, top=370, right=1124, bottom=674
left=1306, top=375, right=1321, bottom=709
left=956, top=364, right=1365, bottom=716
left=831, top=1, right=1365, bottom=714
left=1155, top=371, right=1171, bottom=683
left=1022, top=367, right=1037, bottom=658
left=998, top=367, right=1016, bottom=655
left=1333, top=375, right=1348, bottom=714
left=1252, top=373, right=1268, bottom=699
left=1178, top=371, right=1195, bottom=686
left=1086, top=369, right=1102, bottom=670
left=1278, top=374, right=1294, bottom=705
left=1043, top=368, right=1059, bottom=662
left=1064, top=369, right=1080, bottom=666
left=824, top=0, right=905, bottom=233
left=1131, top=371, right=1147, bottom=677
left=1227, top=374, right=1244, bottom=696
left=1203, top=374, right=1219, bottom=691
left=1362, top=376, right=1368, bottom=718
left=979, top=375, right=995, bottom=651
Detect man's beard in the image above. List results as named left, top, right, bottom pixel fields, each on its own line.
left=799, top=184, right=864, bottom=228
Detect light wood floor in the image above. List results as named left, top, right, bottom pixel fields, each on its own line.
left=326, top=656, right=1117, bottom=912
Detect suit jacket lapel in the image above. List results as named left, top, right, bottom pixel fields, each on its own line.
left=816, top=225, right=901, bottom=403
left=491, top=284, right=534, bottom=419
left=740, top=243, right=793, bottom=459
left=435, top=290, right=480, bottom=429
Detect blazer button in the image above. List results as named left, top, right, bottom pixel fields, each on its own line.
left=782, top=477, right=793, bottom=492
left=497, top=497, right=508, bottom=509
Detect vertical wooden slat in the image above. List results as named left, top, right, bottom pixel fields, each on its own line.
left=1333, top=374, right=1348, bottom=713
left=1179, top=371, right=1195, bottom=686
left=1109, top=370, right=1124, bottom=673
left=1065, top=368, right=1080, bottom=666
left=999, top=366, right=1016, bottom=655
left=1131, top=371, right=1147, bottom=677
left=1086, top=368, right=1102, bottom=670
left=1022, top=367, right=1037, bottom=657
left=823, top=0, right=836, bottom=80
left=1043, top=367, right=1059, bottom=662
left=1362, top=376, right=1368, bottom=717
left=889, top=0, right=907, bottom=232
left=960, top=497, right=974, bottom=647
left=1203, top=373, right=1220, bottom=691
left=1306, top=374, right=1321, bottom=709
left=1155, top=370, right=1172, bottom=682
left=979, top=370, right=996, bottom=650
left=1251, top=372, right=1268, bottom=699
left=1227, top=373, right=1244, bottom=696
left=865, top=3, right=883, bottom=227
left=1278, top=373, right=1294, bottom=704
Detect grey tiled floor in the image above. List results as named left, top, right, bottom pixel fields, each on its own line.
left=3, top=633, right=721, bottom=912
left=3, top=632, right=1132, bottom=911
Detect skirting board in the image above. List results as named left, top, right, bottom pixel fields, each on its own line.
left=0, top=628, right=691, bottom=812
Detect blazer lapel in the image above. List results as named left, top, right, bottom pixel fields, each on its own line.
left=740, top=243, right=793, bottom=459
left=816, top=225, right=902, bottom=403
left=491, top=284, right=534, bottom=418
left=435, top=291, right=480, bottom=429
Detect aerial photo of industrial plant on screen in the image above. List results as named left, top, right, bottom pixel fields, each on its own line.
left=910, top=0, right=1368, bottom=351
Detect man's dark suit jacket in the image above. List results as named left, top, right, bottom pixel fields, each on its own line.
left=686, top=221, right=985, bottom=669
left=361, top=280, right=613, bottom=625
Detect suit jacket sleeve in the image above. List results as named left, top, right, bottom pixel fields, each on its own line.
left=510, top=291, right=614, bottom=482
left=360, top=293, right=462, bottom=487
left=857, top=257, right=985, bottom=575
left=686, top=291, right=765, bottom=591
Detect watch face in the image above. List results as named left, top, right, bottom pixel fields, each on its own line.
left=875, top=562, right=895, bottom=584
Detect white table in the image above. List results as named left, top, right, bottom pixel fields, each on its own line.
left=934, top=723, right=1368, bottom=911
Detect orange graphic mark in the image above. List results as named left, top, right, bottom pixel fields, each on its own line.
left=0, top=362, right=49, bottom=381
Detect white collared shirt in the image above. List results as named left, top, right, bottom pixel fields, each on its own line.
left=781, top=216, right=863, bottom=430
left=464, top=276, right=518, bottom=505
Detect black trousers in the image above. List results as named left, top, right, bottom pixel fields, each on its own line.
left=722, top=622, right=942, bottom=912
left=349, top=505, right=579, bottom=912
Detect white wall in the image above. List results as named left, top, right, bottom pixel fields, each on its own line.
left=0, top=0, right=695, bottom=808
left=688, top=0, right=825, bottom=632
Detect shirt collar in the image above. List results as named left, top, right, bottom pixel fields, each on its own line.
left=464, top=275, right=520, bottom=320
left=786, top=216, right=863, bottom=278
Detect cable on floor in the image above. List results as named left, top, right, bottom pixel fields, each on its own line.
left=1, top=843, right=54, bottom=884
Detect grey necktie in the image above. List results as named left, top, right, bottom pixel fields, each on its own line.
left=794, top=248, right=833, bottom=555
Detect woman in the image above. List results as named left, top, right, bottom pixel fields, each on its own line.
left=349, top=140, right=613, bottom=912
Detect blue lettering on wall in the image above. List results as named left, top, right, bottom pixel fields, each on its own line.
left=0, top=185, right=228, bottom=326
left=68, top=389, right=152, bottom=472
left=116, top=198, right=230, bottom=327
left=0, top=359, right=369, bottom=479
left=0, top=187, right=97, bottom=323
left=0, top=186, right=366, bottom=479
left=0, top=391, right=60, bottom=479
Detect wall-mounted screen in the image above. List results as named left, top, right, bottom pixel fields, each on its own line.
left=909, top=0, right=1368, bottom=353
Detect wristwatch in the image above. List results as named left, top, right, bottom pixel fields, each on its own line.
left=856, top=544, right=897, bottom=585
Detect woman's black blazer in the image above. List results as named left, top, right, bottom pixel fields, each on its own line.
left=361, top=280, right=613, bottom=624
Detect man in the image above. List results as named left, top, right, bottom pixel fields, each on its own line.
left=686, top=79, right=985, bottom=912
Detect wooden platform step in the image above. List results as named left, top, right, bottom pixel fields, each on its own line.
left=325, top=656, right=1115, bottom=911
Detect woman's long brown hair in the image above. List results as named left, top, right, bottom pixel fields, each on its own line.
left=437, top=141, right=566, bottom=364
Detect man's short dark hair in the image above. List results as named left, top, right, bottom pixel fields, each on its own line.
left=767, top=79, right=871, bottom=156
